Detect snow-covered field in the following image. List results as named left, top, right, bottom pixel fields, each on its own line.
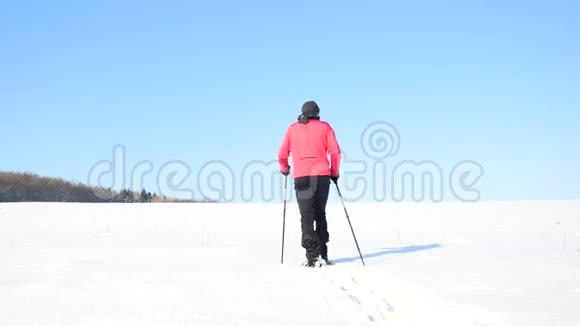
left=0, top=201, right=579, bottom=326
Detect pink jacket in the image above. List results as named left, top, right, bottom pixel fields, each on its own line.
left=278, top=119, right=341, bottom=179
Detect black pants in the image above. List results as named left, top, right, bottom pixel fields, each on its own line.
left=294, top=176, right=331, bottom=261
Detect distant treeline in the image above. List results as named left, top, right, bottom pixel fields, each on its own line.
left=0, top=172, right=214, bottom=203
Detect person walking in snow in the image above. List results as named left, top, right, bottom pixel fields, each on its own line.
left=278, top=101, right=342, bottom=267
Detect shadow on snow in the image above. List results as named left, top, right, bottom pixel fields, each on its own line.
left=333, top=243, right=443, bottom=265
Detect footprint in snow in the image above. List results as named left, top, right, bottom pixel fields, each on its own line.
left=323, top=272, right=392, bottom=324
left=382, top=299, right=395, bottom=312
left=349, top=294, right=362, bottom=305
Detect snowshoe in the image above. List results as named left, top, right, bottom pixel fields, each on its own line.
left=320, top=256, right=335, bottom=266
left=301, top=258, right=323, bottom=268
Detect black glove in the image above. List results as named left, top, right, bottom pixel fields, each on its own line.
left=281, top=166, right=291, bottom=177
left=331, top=175, right=339, bottom=184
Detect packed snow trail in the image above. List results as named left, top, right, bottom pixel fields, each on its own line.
left=284, top=263, right=509, bottom=326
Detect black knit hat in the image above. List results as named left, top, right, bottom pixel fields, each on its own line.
left=298, top=101, right=320, bottom=123
left=302, top=101, right=320, bottom=117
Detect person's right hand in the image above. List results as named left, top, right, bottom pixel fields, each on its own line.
left=281, top=166, right=291, bottom=177
left=331, top=175, right=339, bottom=184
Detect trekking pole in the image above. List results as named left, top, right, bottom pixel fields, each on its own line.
left=334, top=181, right=366, bottom=266
left=281, top=175, right=288, bottom=264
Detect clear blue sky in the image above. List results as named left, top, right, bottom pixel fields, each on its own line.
left=1, top=0, right=579, bottom=202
